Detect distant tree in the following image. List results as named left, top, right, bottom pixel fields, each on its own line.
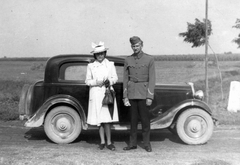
left=232, top=18, right=240, bottom=48
left=179, top=18, right=212, bottom=48
left=224, top=51, right=232, bottom=55
left=179, top=18, right=224, bottom=101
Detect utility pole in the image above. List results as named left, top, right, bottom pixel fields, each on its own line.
left=205, top=0, right=209, bottom=103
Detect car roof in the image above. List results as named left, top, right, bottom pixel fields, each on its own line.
left=44, top=54, right=125, bottom=83
left=46, top=54, right=125, bottom=65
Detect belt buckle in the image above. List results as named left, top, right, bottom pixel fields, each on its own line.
left=133, top=78, right=138, bottom=83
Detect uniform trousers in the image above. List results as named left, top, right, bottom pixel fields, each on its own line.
left=129, top=99, right=151, bottom=147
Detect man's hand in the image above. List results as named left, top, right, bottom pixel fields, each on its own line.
left=146, top=99, right=152, bottom=106
left=123, top=98, right=131, bottom=106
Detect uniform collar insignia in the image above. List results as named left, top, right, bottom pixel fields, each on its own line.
left=133, top=51, right=144, bottom=59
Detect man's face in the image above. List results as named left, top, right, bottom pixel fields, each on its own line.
left=131, top=42, right=142, bottom=54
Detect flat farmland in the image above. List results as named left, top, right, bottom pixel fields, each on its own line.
left=1, top=60, right=240, bottom=124
left=1, top=60, right=239, bottom=84
left=155, top=61, right=240, bottom=84
left=0, top=61, right=44, bottom=82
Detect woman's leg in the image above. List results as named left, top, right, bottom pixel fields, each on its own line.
left=104, top=123, right=111, bottom=145
left=99, top=124, right=105, bottom=144
left=104, top=123, right=115, bottom=151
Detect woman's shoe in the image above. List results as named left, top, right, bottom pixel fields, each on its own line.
left=99, top=143, right=105, bottom=150
left=106, top=144, right=116, bottom=151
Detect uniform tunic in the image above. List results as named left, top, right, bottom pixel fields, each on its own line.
left=85, top=58, right=119, bottom=126
left=123, top=51, right=156, bottom=100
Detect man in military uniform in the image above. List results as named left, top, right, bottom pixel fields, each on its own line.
left=123, top=36, right=156, bottom=152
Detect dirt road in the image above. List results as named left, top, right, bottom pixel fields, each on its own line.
left=0, top=120, right=240, bottom=165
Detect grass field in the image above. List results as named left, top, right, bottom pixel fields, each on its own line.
left=0, top=59, right=240, bottom=125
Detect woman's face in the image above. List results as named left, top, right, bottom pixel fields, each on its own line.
left=94, top=51, right=106, bottom=63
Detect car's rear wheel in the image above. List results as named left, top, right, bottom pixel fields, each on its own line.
left=176, top=108, right=214, bottom=145
left=44, top=106, right=81, bottom=144
left=168, top=123, right=177, bottom=135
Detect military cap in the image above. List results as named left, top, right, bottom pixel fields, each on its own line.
left=130, top=36, right=143, bottom=45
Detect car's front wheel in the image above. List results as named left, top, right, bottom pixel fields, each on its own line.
left=176, top=108, right=214, bottom=145
left=44, top=106, right=81, bottom=144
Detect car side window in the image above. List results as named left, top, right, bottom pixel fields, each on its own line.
left=59, top=62, right=123, bottom=82
left=65, top=65, right=87, bottom=81
left=59, top=62, right=87, bottom=81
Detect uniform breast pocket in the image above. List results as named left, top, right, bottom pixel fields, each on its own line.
left=139, top=64, right=148, bottom=75
left=127, top=65, right=136, bottom=75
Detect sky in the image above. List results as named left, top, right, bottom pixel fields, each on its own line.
left=1, top=0, right=240, bottom=58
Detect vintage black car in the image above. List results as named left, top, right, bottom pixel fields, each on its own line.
left=19, top=54, right=217, bottom=144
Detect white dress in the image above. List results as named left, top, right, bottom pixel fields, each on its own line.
left=85, top=58, right=119, bottom=126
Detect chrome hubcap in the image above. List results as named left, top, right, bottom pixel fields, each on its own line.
left=56, top=118, right=70, bottom=131
left=51, top=114, right=75, bottom=139
left=184, top=116, right=207, bottom=138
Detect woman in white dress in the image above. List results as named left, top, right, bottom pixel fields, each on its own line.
left=85, top=41, right=119, bottom=151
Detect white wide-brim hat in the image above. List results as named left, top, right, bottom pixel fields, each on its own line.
left=90, top=41, right=109, bottom=54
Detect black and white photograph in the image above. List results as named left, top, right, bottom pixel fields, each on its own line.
left=1, top=0, right=240, bottom=164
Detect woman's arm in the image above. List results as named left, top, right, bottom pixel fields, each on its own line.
left=108, top=62, right=118, bottom=86
left=85, top=64, right=97, bottom=86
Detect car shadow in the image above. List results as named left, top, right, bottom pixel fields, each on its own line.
left=150, top=129, right=185, bottom=145
left=24, top=127, right=184, bottom=145
left=24, top=126, right=54, bottom=143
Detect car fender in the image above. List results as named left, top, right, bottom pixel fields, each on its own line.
left=150, top=99, right=213, bottom=129
left=24, top=94, right=87, bottom=129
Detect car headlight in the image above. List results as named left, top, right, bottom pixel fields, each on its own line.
left=194, top=90, right=204, bottom=100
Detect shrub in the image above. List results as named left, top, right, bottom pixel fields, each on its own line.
left=0, top=80, right=30, bottom=121
left=0, top=100, right=19, bottom=121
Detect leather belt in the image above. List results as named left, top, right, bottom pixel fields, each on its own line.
left=129, top=78, right=148, bottom=83
left=129, top=75, right=148, bottom=83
